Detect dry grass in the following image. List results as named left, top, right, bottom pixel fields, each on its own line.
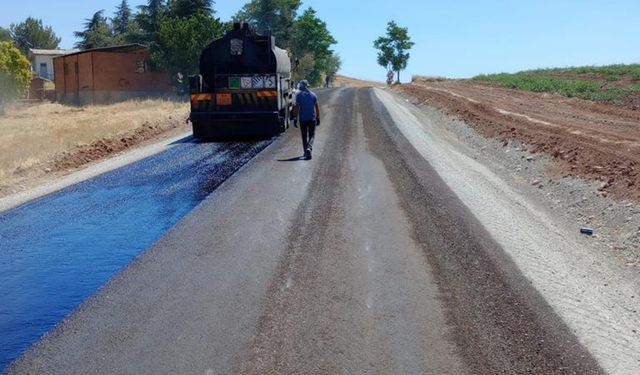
left=0, top=99, right=188, bottom=185
left=333, top=75, right=385, bottom=88
left=411, top=75, right=448, bottom=83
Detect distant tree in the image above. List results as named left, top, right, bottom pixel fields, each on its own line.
left=168, top=0, right=214, bottom=18
left=112, top=0, right=133, bottom=35
left=373, top=21, right=414, bottom=83
left=290, top=8, right=336, bottom=85
left=325, top=52, right=342, bottom=79
left=9, top=17, right=61, bottom=55
left=74, top=10, right=114, bottom=49
left=233, top=2, right=336, bottom=85
left=136, top=0, right=166, bottom=42
left=0, top=27, right=11, bottom=43
left=153, top=12, right=227, bottom=90
left=292, top=52, right=315, bottom=83
left=111, top=0, right=145, bottom=45
left=0, top=41, right=31, bottom=114
left=233, top=0, right=301, bottom=48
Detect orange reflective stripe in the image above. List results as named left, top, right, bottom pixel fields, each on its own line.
left=257, top=90, right=278, bottom=98
left=190, top=94, right=212, bottom=101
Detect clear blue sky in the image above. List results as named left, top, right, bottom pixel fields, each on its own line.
left=1, top=0, right=639, bottom=81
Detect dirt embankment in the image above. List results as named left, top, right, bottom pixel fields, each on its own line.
left=0, top=100, right=189, bottom=198
left=398, top=80, right=640, bottom=202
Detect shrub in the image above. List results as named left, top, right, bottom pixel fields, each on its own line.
left=0, top=41, right=32, bottom=113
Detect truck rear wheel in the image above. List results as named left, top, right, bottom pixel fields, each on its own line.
left=192, top=122, right=206, bottom=139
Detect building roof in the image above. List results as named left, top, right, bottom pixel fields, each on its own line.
left=54, top=44, right=148, bottom=59
left=29, top=49, right=78, bottom=57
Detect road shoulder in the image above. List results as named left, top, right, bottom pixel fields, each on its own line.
left=375, top=88, right=639, bottom=373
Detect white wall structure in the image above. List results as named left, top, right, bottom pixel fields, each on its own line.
left=28, top=49, right=78, bottom=80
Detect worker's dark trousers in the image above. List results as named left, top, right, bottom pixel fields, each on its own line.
left=300, top=120, right=316, bottom=153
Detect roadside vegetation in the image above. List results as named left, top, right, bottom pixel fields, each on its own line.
left=0, top=42, right=31, bottom=114
left=473, top=64, right=640, bottom=104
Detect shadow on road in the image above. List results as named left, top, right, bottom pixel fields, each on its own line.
left=278, top=156, right=308, bottom=162
left=170, top=135, right=197, bottom=145
left=171, top=133, right=278, bottom=145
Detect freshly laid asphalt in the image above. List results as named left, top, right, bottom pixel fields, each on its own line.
left=0, top=137, right=271, bottom=371
left=5, top=88, right=603, bottom=374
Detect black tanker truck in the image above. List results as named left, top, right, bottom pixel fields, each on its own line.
left=189, top=23, right=294, bottom=138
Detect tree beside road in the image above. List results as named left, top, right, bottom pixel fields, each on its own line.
left=374, top=20, right=414, bottom=84
left=233, top=0, right=301, bottom=50
left=233, top=1, right=338, bottom=86
left=153, top=12, right=228, bottom=90
left=151, top=0, right=227, bottom=90
left=289, top=8, right=337, bottom=85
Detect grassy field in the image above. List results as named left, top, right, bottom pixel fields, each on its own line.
left=0, top=100, right=188, bottom=185
left=473, top=64, right=640, bottom=103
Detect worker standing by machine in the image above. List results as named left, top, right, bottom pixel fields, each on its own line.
left=293, top=80, right=320, bottom=160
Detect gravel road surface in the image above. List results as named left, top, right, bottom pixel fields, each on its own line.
left=6, top=87, right=622, bottom=374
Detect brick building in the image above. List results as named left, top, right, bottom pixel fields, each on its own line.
left=53, top=44, right=174, bottom=105
left=26, top=77, right=55, bottom=101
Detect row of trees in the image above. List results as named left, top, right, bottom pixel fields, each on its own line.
left=72, top=0, right=340, bottom=87
left=1, top=0, right=342, bottom=110
left=73, top=0, right=218, bottom=49
left=0, top=18, right=61, bottom=55
left=71, top=0, right=224, bottom=89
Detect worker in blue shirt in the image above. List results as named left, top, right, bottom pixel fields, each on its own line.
left=293, top=80, right=320, bottom=160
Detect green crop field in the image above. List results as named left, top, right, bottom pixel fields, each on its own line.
left=472, top=64, right=640, bottom=103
